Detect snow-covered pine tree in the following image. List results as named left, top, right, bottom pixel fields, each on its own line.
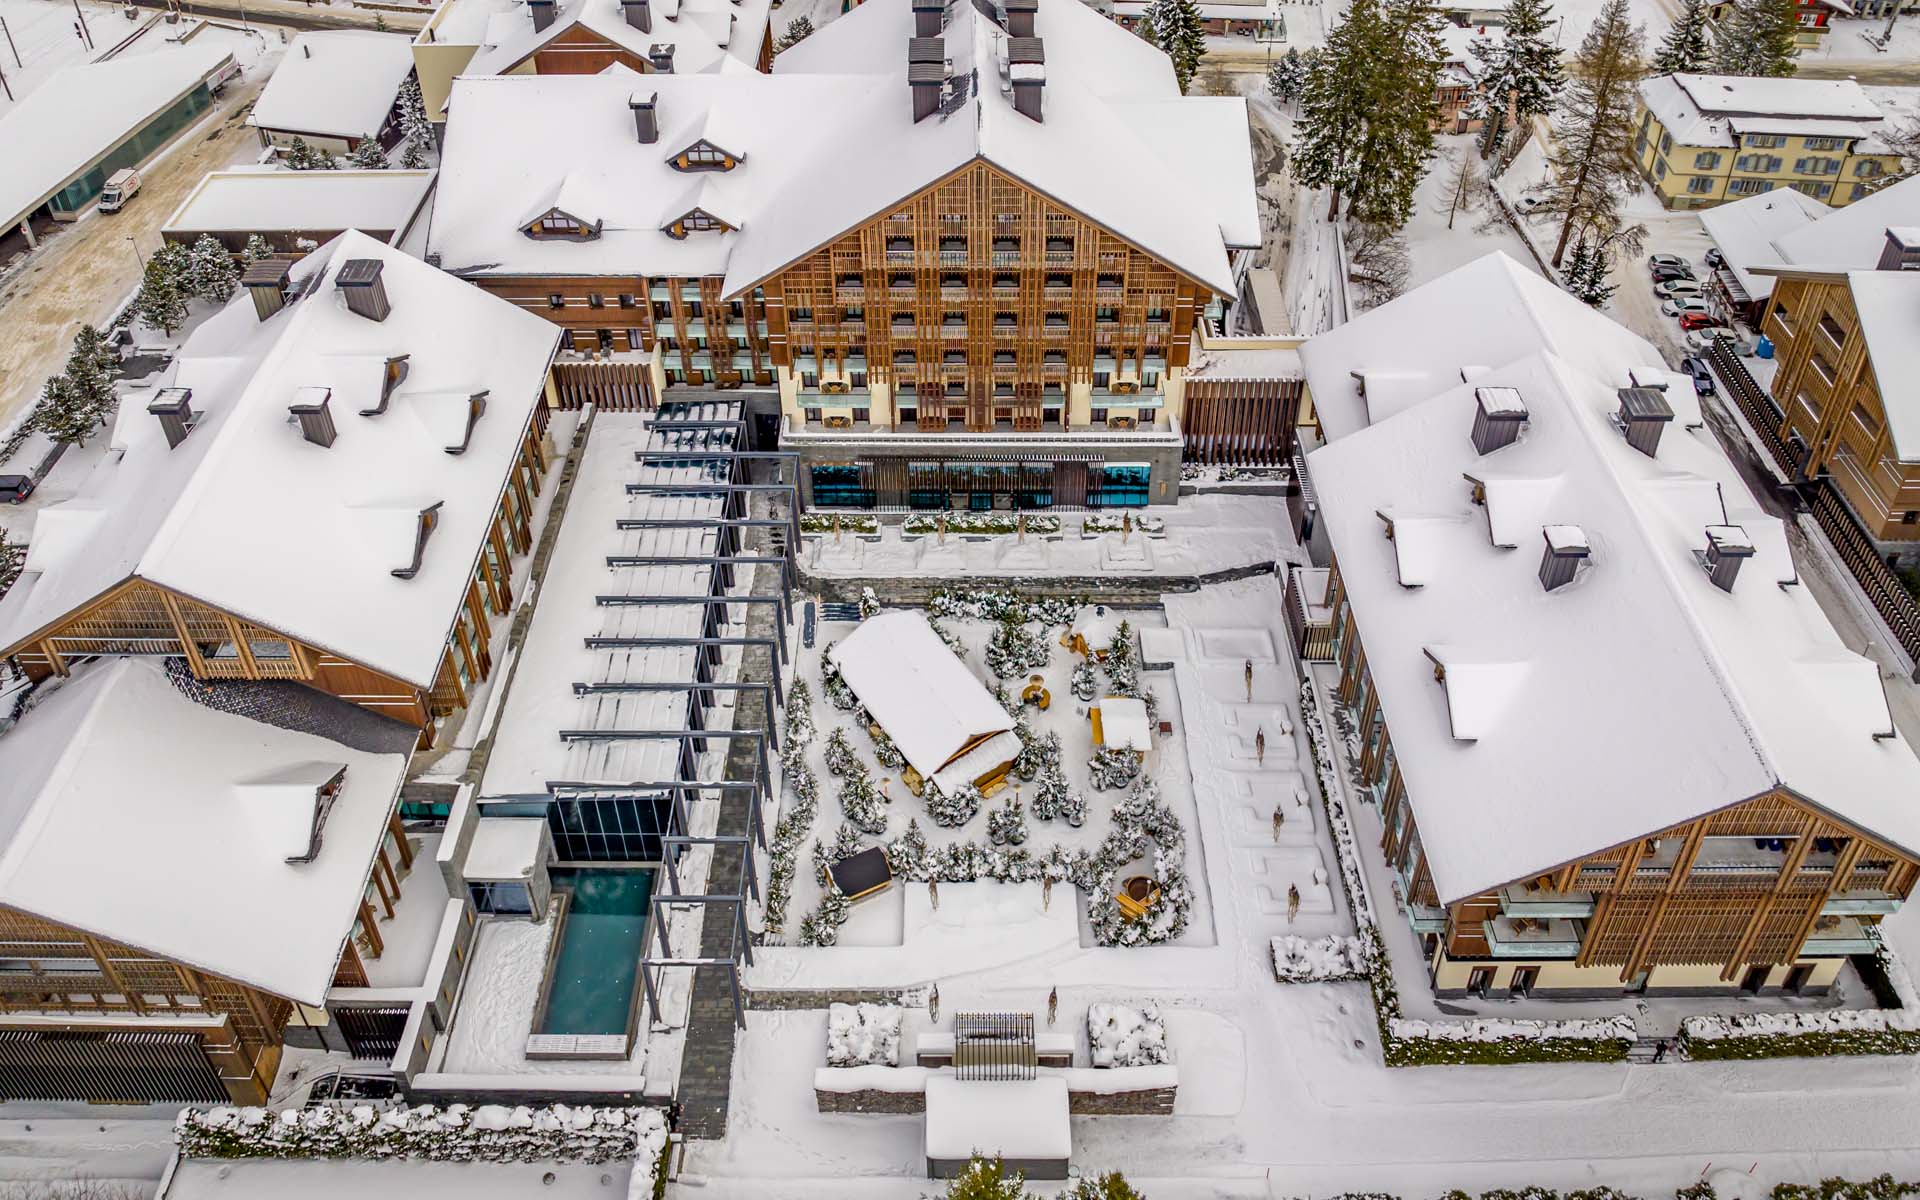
left=785, top=677, right=817, bottom=748
left=1710, top=0, right=1800, bottom=76
left=0, top=538, right=23, bottom=604
left=936, top=1156, right=1036, bottom=1200
left=823, top=727, right=859, bottom=777
left=1063, top=1173, right=1148, bottom=1200
left=1469, top=0, right=1565, bottom=160
left=926, top=782, right=983, bottom=828
left=61, top=331, right=114, bottom=430
left=1651, top=0, right=1712, bottom=73
left=986, top=616, right=1047, bottom=680
left=396, top=76, right=434, bottom=170
left=1267, top=47, right=1309, bottom=111
left=349, top=136, right=390, bottom=170
left=1542, top=0, right=1647, bottom=267
left=1013, top=725, right=1058, bottom=782
left=1088, top=745, right=1142, bottom=792
left=1142, top=0, right=1207, bottom=93
left=986, top=796, right=1029, bottom=846
left=134, top=254, right=188, bottom=336
left=775, top=15, right=814, bottom=51
left=1071, top=660, right=1099, bottom=703
left=282, top=137, right=313, bottom=169
left=186, top=234, right=239, bottom=303
left=839, top=766, right=890, bottom=836
left=887, top=818, right=930, bottom=876
left=926, top=617, right=967, bottom=656
left=1563, top=235, right=1618, bottom=306
left=797, top=885, right=852, bottom=946
left=857, top=586, right=881, bottom=618
left=32, top=375, right=94, bottom=445
left=240, top=233, right=272, bottom=269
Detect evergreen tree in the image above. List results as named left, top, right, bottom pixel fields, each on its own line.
left=186, top=234, right=239, bottom=304
left=986, top=796, right=1028, bottom=846
left=1651, top=0, right=1713, bottom=73
left=1469, top=0, right=1565, bottom=160
left=1063, top=1174, right=1148, bottom=1200
left=396, top=76, right=434, bottom=169
left=0, top=538, right=23, bottom=605
left=824, top=727, right=859, bottom=777
left=240, top=233, right=272, bottom=269
left=932, top=1158, right=1035, bottom=1200
left=349, top=136, right=390, bottom=170
left=926, top=782, right=983, bottom=828
left=134, top=254, right=188, bottom=336
left=1267, top=47, right=1309, bottom=110
left=775, top=15, right=813, bottom=51
left=282, top=136, right=312, bottom=169
left=839, top=765, right=889, bottom=837
left=1542, top=0, right=1646, bottom=267
left=34, top=375, right=94, bottom=445
left=63, top=326, right=116, bottom=428
left=1711, top=0, right=1800, bottom=76
left=1142, top=0, right=1208, bottom=93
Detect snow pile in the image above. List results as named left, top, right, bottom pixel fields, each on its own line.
left=826, top=1002, right=903, bottom=1067
left=176, top=1103, right=662, bottom=1164
left=1387, top=1014, right=1636, bottom=1044
left=1271, top=934, right=1369, bottom=983
left=1088, top=1002, right=1170, bottom=1067
left=1682, top=1007, right=1920, bottom=1041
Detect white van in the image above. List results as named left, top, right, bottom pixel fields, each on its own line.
left=99, top=169, right=141, bottom=213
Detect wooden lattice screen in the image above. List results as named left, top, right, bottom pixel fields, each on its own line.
left=952, top=1012, right=1036, bottom=1082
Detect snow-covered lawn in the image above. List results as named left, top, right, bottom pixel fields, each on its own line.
left=1405, top=132, right=1543, bottom=291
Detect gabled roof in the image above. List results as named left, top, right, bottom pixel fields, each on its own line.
left=828, top=609, right=1016, bottom=779
left=0, top=232, right=561, bottom=689
left=162, top=169, right=437, bottom=244
left=1696, top=186, right=1829, bottom=303
left=0, top=658, right=413, bottom=1003
left=248, top=31, right=416, bottom=140
left=458, top=0, right=771, bottom=79
left=1638, top=72, right=1885, bottom=149
left=1304, top=252, right=1920, bottom=904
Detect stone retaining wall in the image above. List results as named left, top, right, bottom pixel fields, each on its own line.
left=814, top=1088, right=927, bottom=1114
left=748, top=987, right=921, bottom=1010
left=812, top=1084, right=1175, bottom=1115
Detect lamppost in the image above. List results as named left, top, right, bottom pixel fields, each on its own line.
left=126, top=235, right=143, bottom=273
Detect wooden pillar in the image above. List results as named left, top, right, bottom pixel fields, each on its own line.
left=390, top=812, right=414, bottom=869
left=358, top=900, right=384, bottom=958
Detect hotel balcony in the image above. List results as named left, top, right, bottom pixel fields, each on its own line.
left=1801, top=916, right=1879, bottom=956
left=1822, top=890, right=1902, bottom=916
left=1484, top=915, right=1584, bottom=959
left=1498, top=884, right=1597, bottom=919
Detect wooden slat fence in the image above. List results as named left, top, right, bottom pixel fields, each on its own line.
left=1181, top=378, right=1303, bottom=466
left=551, top=362, right=654, bottom=412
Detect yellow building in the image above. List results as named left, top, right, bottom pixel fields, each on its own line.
left=1633, top=73, right=1902, bottom=210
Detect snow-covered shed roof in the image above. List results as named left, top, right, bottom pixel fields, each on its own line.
left=449, top=0, right=773, bottom=83
left=1096, top=696, right=1153, bottom=751
left=0, top=231, right=561, bottom=690
left=1638, top=73, right=1885, bottom=149
left=828, top=609, right=1017, bottom=779
left=0, top=658, right=412, bottom=1004
left=1844, top=270, right=1920, bottom=461
left=1304, top=257, right=1920, bottom=904
left=162, top=168, right=437, bottom=243
left=1696, top=187, right=1829, bottom=303
left=249, top=31, right=416, bottom=140
left=0, top=45, right=234, bottom=232
left=1071, top=604, right=1126, bottom=649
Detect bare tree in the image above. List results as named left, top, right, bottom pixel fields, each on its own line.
left=1540, top=0, right=1646, bottom=267
left=1439, top=146, right=1485, bottom=230
left=1346, top=220, right=1412, bottom=310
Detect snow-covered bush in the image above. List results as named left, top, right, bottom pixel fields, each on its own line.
left=1081, top=515, right=1165, bottom=536
left=1270, top=935, right=1370, bottom=983
left=1681, top=1007, right=1920, bottom=1059
left=985, top=617, right=1049, bottom=680
left=904, top=513, right=1062, bottom=536
left=799, top=513, right=879, bottom=534
left=823, top=644, right=860, bottom=711
left=812, top=821, right=867, bottom=876
left=839, top=766, right=890, bottom=837
left=986, top=796, right=1028, bottom=846
left=1062, top=1173, right=1148, bottom=1200
left=1087, top=780, right=1193, bottom=948
left=796, top=886, right=851, bottom=947
left=826, top=1002, right=903, bottom=1067
left=926, top=782, right=983, bottom=829
left=1011, top=722, right=1052, bottom=782
left=926, top=616, right=968, bottom=657
left=763, top=737, right=821, bottom=936
left=1071, top=660, right=1100, bottom=703
left=886, top=818, right=930, bottom=876
left=932, top=1156, right=1037, bottom=1199
left=1087, top=1002, right=1169, bottom=1067
left=785, top=678, right=817, bottom=749
left=869, top=725, right=908, bottom=771
left=1103, top=621, right=1137, bottom=690
left=857, top=586, right=882, bottom=618
left=1087, top=745, right=1141, bottom=792
left=824, top=728, right=859, bottom=777
left=929, top=588, right=1082, bottom=629
left=175, top=1103, right=660, bottom=1165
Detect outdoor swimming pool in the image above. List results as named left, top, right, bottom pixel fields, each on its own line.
left=534, top=868, right=654, bottom=1038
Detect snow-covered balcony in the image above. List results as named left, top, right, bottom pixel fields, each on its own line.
left=1483, top=915, right=1584, bottom=960
left=1801, top=916, right=1880, bottom=957
left=1497, top=883, right=1597, bottom=919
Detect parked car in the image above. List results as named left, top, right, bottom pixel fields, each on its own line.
left=1648, top=253, right=1690, bottom=273
left=1685, top=328, right=1755, bottom=355
left=1705, top=247, right=1725, bottom=269
left=1678, top=311, right=1724, bottom=331
left=1516, top=195, right=1545, bottom=212
left=1651, top=264, right=1693, bottom=285
left=1663, top=297, right=1714, bottom=318
left=0, top=474, right=34, bottom=504
left=1681, top=356, right=1716, bottom=395
left=98, top=168, right=140, bottom=213
left=1655, top=278, right=1704, bottom=299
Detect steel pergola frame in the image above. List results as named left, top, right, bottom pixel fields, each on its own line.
left=555, top=727, right=771, bottom=843
left=571, top=679, right=783, bottom=747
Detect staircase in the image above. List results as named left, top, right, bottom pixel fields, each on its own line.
left=820, top=601, right=863, bottom=622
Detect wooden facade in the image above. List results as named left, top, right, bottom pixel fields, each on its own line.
left=760, top=159, right=1210, bottom=433
left=1, top=414, right=549, bottom=745
left=1322, top=558, right=1920, bottom=989
left=513, top=19, right=774, bottom=78
left=1759, top=270, right=1920, bottom=553
left=1181, top=377, right=1303, bottom=465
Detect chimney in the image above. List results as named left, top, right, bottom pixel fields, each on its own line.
left=1009, top=38, right=1044, bottom=121
left=1538, top=525, right=1589, bottom=593
left=1004, top=0, right=1037, bottom=36
left=1876, top=226, right=1920, bottom=271
left=336, top=258, right=391, bottom=322
left=1704, top=524, right=1754, bottom=593
left=621, top=0, right=651, bottom=30
left=631, top=90, right=659, bottom=143
left=909, top=60, right=944, bottom=122
left=1471, top=386, right=1527, bottom=454
left=289, top=387, right=337, bottom=448
left=1615, top=386, right=1674, bottom=458
left=912, top=0, right=943, bottom=36
left=148, top=388, right=196, bottom=450
left=528, top=0, right=555, bottom=31
left=648, top=42, right=675, bottom=72
left=242, top=257, right=294, bottom=322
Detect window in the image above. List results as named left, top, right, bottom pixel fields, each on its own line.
left=538, top=214, right=574, bottom=234
left=1689, top=176, right=1716, bottom=194
left=802, top=406, right=822, bottom=422
left=790, top=305, right=810, bottom=322
left=679, top=211, right=722, bottom=233
left=850, top=371, right=868, bottom=388
left=619, top=293, right=637, bottom=308
left=801, top=371, right=819, bottom=388
left=1857, top=159, right=1885, bottom=178
left=1694, top=151, right=1721, bottom=169
left=1810, top=349, right=1837, bottom=385
left=588, top=293, right=605, bottom=309
left=1804, top=135, right=1845, bottom=151
left=1819, top=314, right=1846, bottom=345
left=852, top=407, right=870, bottom=422
left=1745, top=133, right=1786, bottom=148
left=1729, top=178, right=1776, bottom=196
left=681, top=143, right=729, bottom=168
left=468, top=880, right=533, bottom=916
left=1792, top=181, right=1833, bottom=199
left=1091, top=407, right=1108, bottom=423
left=1903, top=511, right=1919, bottom=525
left=1656, top=159, right=1667, bottom=180
left=548, top=293, right=565, bottom=309
left=1660, top=132, right=1673, bottom=154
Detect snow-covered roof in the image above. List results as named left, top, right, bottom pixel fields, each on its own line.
left=431, top=0, right=1254, bottom=295
left=1696, top=186, right=1829, bottom=303
left=465, top=816, right=547, bottom=878
left=162, top=168, right=437, bottom=242
left=924, top=1075, right=1071, bottom=1163
left=1845, top=270, right=1920, bottom=460
left=0, top=45, right=234, bottom=231
left=0, top=658, right=411, bottom=1003
left=1096, top=696, right=1153, bottom=751
left=828, top=609, right=1016, bottom=779
left=0, top=232, right=561, bottom=689
left=1070, top=603, right=1126, bottom=649
left=1305, top=255, right=1920, bottom=904
left=441, top=0, right=772, bottom=85
left=1639, top=73, right=1885, bottom=149
left=248, top=32, right=416, bottom=140
left=1767, top=173, right=1920, bottom=269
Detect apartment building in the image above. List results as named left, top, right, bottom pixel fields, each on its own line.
left=1634, top=74, right=1901, bottom=210
left=1294, top=252, right=1920, bottom=998
left=1705, top=0, right=1851, bottom=48
left=430, top=0, right=1264, bottom=508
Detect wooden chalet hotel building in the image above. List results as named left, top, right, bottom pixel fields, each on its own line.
left=429, top=0, right=1286, bottom=508
left=1292, top=253, right=1920, bottom=998
left=0, top=233, right=561, bottom=1101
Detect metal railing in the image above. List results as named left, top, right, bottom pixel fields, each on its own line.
left=952, top=1012, right=1037, bottom=1082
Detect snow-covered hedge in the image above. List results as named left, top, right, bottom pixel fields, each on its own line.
left=827, top=1002, right=903, bottom=1067
left=1087, top=1002, right=1169, bottom=1067
left=800, top=513, right=879, bottom=534
left=1271, top=934, right=1369, bottom=983
left=928, top=587, right=1083, bottom=629
left=1681, top=1008, right=1920, bottom=1060
left=763, top=680, right=821, bottom=938
left=1388, top=1013, right=1636, bottom=1045
left=176, top=1103, right=663, bottom=1165
left=1082, top=514, right=1165, bottom=536
left=904, top=513, right=1062, bottom=536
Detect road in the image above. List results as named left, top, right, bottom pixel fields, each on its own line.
left=0, top=78, right=265, bottom=440
left=129, top=0, right=426, bottom=31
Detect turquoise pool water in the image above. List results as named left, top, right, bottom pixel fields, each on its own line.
left=537, top=868, right=654, bottom=1037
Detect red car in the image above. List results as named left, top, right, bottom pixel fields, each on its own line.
left=1678, top=311, right=1724, bottom=332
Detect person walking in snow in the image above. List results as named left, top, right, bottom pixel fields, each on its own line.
left=1256, top=727, right=1267, bottom=765
left=1245, top=658, right=1254, bottom=702
left=1287, top=883, right=1301, bottom=924
left=1273, top=804, right=1286, bottom=842
left=1047, top=987, right=1058, bottom=1027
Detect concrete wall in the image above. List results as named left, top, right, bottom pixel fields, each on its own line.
left=1433, top=953, right=1846, bottom=998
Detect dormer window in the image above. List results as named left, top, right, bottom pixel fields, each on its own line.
left=662, top=208, right=736, bottom=239
left=525, top=208, right=602, bottom=241
left=672, top=140, right=742, bottom=172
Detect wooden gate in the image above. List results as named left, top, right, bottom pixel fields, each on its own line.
left=336, top=1005, right=412, bottom=1061
left=0, top=1030, right=226, bottom=1103
left=550, top=361, right=654, bottom=412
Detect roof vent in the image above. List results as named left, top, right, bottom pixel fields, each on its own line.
left=1470, top=386, right=1527, bottom=455
left=648, top=42, right=676, bottom=72
left=1004, top=0, right=1037, bottom=36
left=148, top=387, right=197, bottom=450
left=289, top=386, right=337, bottom=448
left=1703, top=524, right=1754, bottom=592
left=909, top=57, right=944, bottom=122
left=912, top=0, right=943, bottom=35
left=360, top=354, right=412, bottom=416
left=908, top=35, right=945, bottom=63
left=336, top=258, right=391, bottom=322
left=631, top=90, right=659, bottom=143
left=528, top=0, right=555, bottom=31
left=241, top=257, right=294, bottom=322
left=1538, top=525, right=1589, bottom=592
left=621, top=0, right=651, bottom=31
left=1878, top=227, right=1920, bottom=271
left=446, top=390, right=489, bottom=455
left=1614, top=387, right=1673, bottom=458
